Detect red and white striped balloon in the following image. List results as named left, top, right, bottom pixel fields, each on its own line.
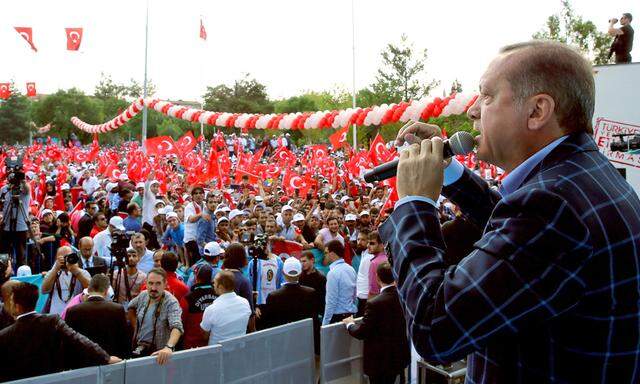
left=71, top=93, right=478, bottom=134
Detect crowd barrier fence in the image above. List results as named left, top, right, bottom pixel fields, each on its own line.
left=6, top=319, right=316, bottom=384
left=319, top=318, right=365, bottom=384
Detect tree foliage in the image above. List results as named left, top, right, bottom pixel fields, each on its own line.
left=533, top=0, right=613, bottom=65
left=203, top=74, right=274, bottom=114
left=0, top=84, right=32, bottom=144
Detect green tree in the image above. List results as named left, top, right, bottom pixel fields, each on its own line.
left=203, top=74, right=274, bottom=115
left=0, top=84, right=32, bottom=144
left=94, top=73, right=156, bottom=99
left=450, top=79, right=463, bottom=94
left=31, top=88, right=104, bottom=143
left=370, top=34, right=440, bottom=103
left=533, top=0, right=613, bottom=64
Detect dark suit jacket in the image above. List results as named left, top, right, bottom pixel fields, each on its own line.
left=77, top=213, right=94, bottom=241
left=0, top=313, right=109, bottom=382
left=65, top=296, right=131, bottom=358
left=261, top=283, right=319, bottom=329
left=348, top=286, right=410, bottom=377
left=79, top=255, right=107, bottom=270
left=380, top=132, right=640, bottom=383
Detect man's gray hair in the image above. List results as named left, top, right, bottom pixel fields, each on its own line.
left=499, top=40, right=595, bottom=134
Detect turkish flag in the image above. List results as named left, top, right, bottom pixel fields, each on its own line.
left=176, top=131, right=197, bottom=156
left=0, top=83, right=11, bottom=100
left=26, top=82, right=36, bottom=97
left=14, top=27, right=37, bottom=52
left=329, top=124, right=349, bottom=149
left=199, top=19, right=207, bottom=40
left=145, top=136, right=178, bottom=156
left=65, top=28, right=83, bottom=51
left=368, top=133, right=391, bottom=165
left=309, top=144, right=328, bottom=159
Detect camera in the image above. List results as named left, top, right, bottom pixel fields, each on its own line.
left=65, top=252, right=80, bottom=265
left=242, top=232, right=268, bottom=259
left=131, top=342, right=153, bottom=357
left=110, top=230, right=134, bottom=266
left=4, top=156, right=25, bottom=193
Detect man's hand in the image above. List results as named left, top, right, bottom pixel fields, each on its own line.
left=152, top=347, right=173, bottom=365
left=255, top=307, right=262, bottom=318
left=396, top=138, right=445, bottom=201
left=68, top=262, right=80, bottom=275
left=394, top=121, right=443, bottom=147
left=342, top=315, right=355, bottom=326
left=108, top=356, right=122, bottom=364
left=610, top=18, right=618, bottom=24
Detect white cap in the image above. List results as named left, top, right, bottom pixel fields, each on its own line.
left=154, top=200, right=165, bottom=207
left=292, top=213, right=305, bottom=222
left=370, top=198, right=381, bottom=206
left=44, top=195, right=54, bottom=201
left=119, top=173, right=128, bottom=181
left=203, top=241, right=224, bottom=257
left=229, top=209, right=244, bottom=221
left=283, top=257, right=302, bottom=277
left=17, top=265, right=32, bottom=277
left=166, top=212, right=178, bottom=220
left=345, top=214, right=357, bottom=222
left=218, top=216, right=229, bottom=223
left=106, top=182, right=118, bottom=193
left=41, top=209, right=53, bottom=216
left=222, top=206, right=231, bottom=212
left=214, top=208, right=226, bottom=215
left=359, top=210, right=370, bottom=217
left=255, top=196, right=264, bottom=202
left=340, top=195, right=351, bottom=203
left=149, top=180, right=160, bottom=187
left=60, top=183, right=70, bottom=191
left=164, top=205, right=174, bottom=213
left=136, top=182, right=145, bottom=189
left=281, top=205, right=294, bottom=213
left=109, top=216, right=125, bottom=231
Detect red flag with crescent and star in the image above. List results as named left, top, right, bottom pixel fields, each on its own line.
left=14, top=27, right=37, bottom=52
left=368, top=133, right=391, bottom=165
left=0, top=83, right=11, bottom=100
left=65, top=28, right=83, bottom=51
left=145, top=136, right=178, bottom=157
left=329, top=124, right=349, bottom=149
left=26, top=82, right=36, bottom=97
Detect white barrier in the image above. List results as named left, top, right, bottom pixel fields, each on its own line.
left=319, top=318, right=365, bottom=384
left=219, top=318, right=315, bottom=384
left=6, top=366, right=99, bottom=384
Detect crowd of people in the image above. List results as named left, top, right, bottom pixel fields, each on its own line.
left=0, top=129, right=488, bottom=382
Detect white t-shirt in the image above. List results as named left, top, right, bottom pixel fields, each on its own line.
left=183, top=201, right=203, bottom=242
left=356, top=250, right=374, bottom=299
left=142, top=180, right=157, bottom=226
left=318, top=228, right=344, bottom=246
left=92, top=229, right=112, bottom=260
left=200, top=292, right=251, bottom=345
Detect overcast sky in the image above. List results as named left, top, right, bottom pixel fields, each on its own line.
left=1, top=0, right=637, bottom=103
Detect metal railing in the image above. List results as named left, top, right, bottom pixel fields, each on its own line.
left=319, top=318, right=365, bottom=384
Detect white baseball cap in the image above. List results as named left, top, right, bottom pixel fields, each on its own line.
left=136, top=182, right=145, bottom=189
left=106, top=182, right=118, bottom=193
left=109, top=216, right=125, bottom=231
left=218, top=216, right=229, bottom=223
left=292, top=213, right=305, bottom=222
left=40, top=209, right=53, bottom=217
left=359, top=210, right=370, bottom=217
left=340, top=195, right=351, bottom=203
left=166, top=212, right=178, bottom=220
left=203, top=241, right=224, bottom=257
left=17, top=265, right=32, bottom=277
left=229, top=209, right=244, bottom=221
left=119, top=173, right=128, bottom=181
left=283, top=257, right=302, bottom=277
left=60, top=183, right=70, bottom=191
left=345, top=214, right=357, bottom=222
left=281, top=205, right=294, bottom=213
left=255, top=196, right=264, bottom=202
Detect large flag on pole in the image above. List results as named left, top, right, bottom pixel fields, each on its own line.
left=199, top=18, right=207, bottom=40
left=14, top=27, right=37, bottom=52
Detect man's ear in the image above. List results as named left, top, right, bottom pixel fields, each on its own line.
left=526, top=94, right=556, bottom=131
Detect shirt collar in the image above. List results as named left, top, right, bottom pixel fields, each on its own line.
left=500, top=135, right=568, bottom=197
left=380, top=285, right=395, bottom=293
left=16, top=311, right=36, bottom=320
left=329, top=258, right=345, bottom=269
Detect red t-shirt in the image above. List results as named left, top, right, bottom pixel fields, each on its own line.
left=140, top=272, right=189, bottom=310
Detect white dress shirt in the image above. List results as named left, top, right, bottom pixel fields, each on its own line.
left=200, top=292, right=251, bottom=345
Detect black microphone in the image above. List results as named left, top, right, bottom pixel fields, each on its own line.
left=363, top=131, right=475, bottom=183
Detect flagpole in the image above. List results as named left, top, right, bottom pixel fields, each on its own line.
left=200, top=14, right=205, bottom=155
left=351, top=0, right=357, bottom=150
left=141, top=0, right=150, bottom=152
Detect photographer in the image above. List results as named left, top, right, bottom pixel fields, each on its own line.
left=112, top=248, right=146, bottom=306
left=245, top=233, right=283, bottom=326
left=0, top=163, right=31, bottom=268
left=127, top=268, right=183, bottom=365
left=608, top=13, right=634, bottom=63
left=41, top=246, right=91, bottom=315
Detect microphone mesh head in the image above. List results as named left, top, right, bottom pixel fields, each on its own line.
left=449, top=131, right=475, bottom=155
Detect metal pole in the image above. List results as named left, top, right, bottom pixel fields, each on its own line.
left=351, top=0, right=357, bottom=150
left=141, top=0, right=149, bottom=151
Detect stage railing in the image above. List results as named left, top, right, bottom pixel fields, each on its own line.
left=6, top=319, right=314, bottom=384
left=319, top=318, right=365, bottom=384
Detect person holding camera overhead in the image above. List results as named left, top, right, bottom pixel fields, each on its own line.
left=608, top=13, right=634, bottom=63
left=0, top=159, right=31, bottom=269
left=41, top=246, right=91, bottom=315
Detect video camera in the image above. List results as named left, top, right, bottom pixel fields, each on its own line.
left=610, top=134, right=640, bottom=153
left=4, top=156, right=25, bottom=194
left=241, top=232, right=268, bottom=260
left=110, top=230, right=134, bottom=267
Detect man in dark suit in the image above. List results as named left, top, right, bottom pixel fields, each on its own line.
left=343, top=262, right=410, bottom=384
left=66, top=273, right=131, bottom=358
left=77, top=236, right=107, bottom=271
left=77, top=200, right=99, bottom=243
left=260, top=257, right=320, bottom=351
left=0, top=282, right=120, bottom=382
left=381, top=40, right=640, bottom=383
